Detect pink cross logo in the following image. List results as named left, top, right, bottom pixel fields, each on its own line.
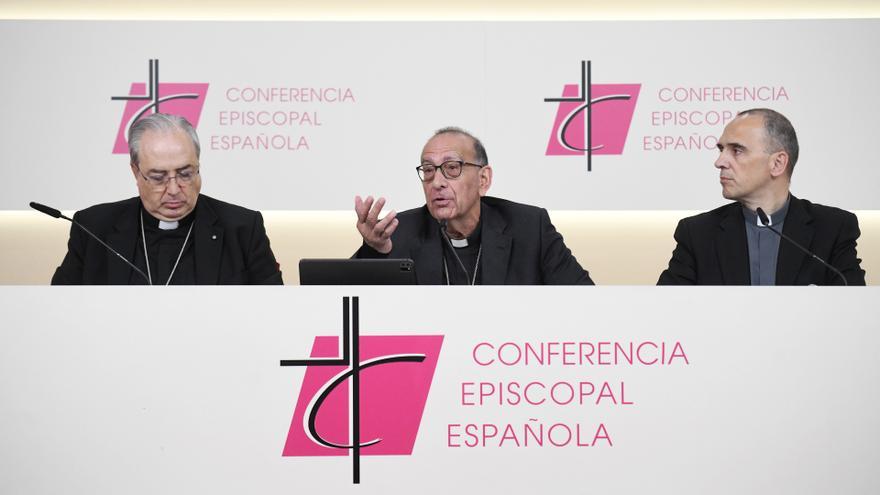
left=281, top=297, right=443, bottom=484
left=111, top=59, right=209, bottom=154
left=545, top=61, right=641, bottom=171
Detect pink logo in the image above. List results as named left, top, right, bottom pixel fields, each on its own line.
left=111, top=59, right=209, bottom=154
left=545, top=61, right=640, bottom=171
left=281, top=297, right=443, bottom=484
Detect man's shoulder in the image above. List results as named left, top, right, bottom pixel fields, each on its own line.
left=199, top=194, right=261, bottom=218
left=481, top=196, right=545, bottom=218
left=75, top=197, right=139, bottom=223
left=678, top=202, right=739, bottom=229
left=793, top=196, right=858, bottom=224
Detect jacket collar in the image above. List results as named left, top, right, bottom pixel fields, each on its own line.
left=716, top=203, right=751, bottom=285
left=106, top=197, right=142, bottom=284
left=776, top=195, right=813, bottom=285
left=192, top=195, right=224, bottom=285
left=479, top=200, right=512, bottom=285
left=411, top=208, right=443, bottom=284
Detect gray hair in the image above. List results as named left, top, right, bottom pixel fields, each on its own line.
left=738, top=108, right=799, bottom=175
left=434, top=126, right=489, bottom=165
left=128, top=113, right=201, bottom=166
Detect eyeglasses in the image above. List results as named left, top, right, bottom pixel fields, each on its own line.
left=416, top=160, right=484, bottom=182
left=136, top=166, right=200, bottom=189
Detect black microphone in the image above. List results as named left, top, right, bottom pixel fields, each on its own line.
left=439, top=220, right=472, bottom=283
left=756, top=207, right=848, bottom=286
left=30, top=201, right=151, bottom=284
left=29, top=201, right=66, bottom=220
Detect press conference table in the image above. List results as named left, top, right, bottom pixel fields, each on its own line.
left=1, top=286, right=877, bottom=494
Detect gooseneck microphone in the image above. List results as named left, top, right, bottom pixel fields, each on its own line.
left=30, top=201, right=151, bottom=284
left=439, top=220, right=471, bottom=282
left=756, top=207, right=848, bottom=286
left=30, top=201, right=65, bottom=219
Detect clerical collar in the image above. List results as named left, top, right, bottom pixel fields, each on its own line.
left=140, top=205, right=196, bottom=231
left=447, top=221, right=482, bottom=249
left=742, top=196, right=791, bottom=227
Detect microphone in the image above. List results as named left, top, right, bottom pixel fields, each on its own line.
left=30, top=201, right=151, bottom=284
left=29, top=201, right=66, bottom=219
left=439, top=220, right=471, bottom=283
left=756, top=207, right=848, bottom=286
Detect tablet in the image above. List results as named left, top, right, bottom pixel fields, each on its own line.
left=298, top=258, right=416, bottom=285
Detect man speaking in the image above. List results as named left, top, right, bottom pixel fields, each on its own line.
left=354, top=127, right=592, bottom=285
left=658, top=108, right=865, bottom=285
left=51, top=113, right=283, bottom=285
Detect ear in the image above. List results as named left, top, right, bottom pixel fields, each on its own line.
left=479, top=165, right=493, bottom=196
left=768, top=151, right=789, bottom=178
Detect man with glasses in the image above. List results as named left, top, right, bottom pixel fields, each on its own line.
left=353, top=127, right=592, bottom=285
left=51, top=113, right=283, bottom=284
left=658, top=108, right=865, bottom=285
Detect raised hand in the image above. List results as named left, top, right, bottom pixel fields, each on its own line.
left=354, top=195, right=399, bottom=254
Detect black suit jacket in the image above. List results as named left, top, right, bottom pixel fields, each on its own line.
left=355, top=196, right=593, bottom=285
left=657, top=196, right=866, bottom=285
left=51, top=194, right=283, bottom=285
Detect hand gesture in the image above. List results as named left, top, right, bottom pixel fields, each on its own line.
left=354, top=195, right=398, bottom=254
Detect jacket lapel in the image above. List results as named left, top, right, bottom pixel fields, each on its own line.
left=480, top=201, right=512, bottom=285
left=106, top=199, right=142, bottom=284
left=193, top=196, right=223, bottom=285
left=716, top=204, right=751, bottom=285
left=412, top=210, right=443, bottom=284
left=776, top=196, right=813, bottom=285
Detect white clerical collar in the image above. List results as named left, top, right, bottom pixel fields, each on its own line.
left=450, top=237, right=468, bottom=248
left=158, top=220, right=179, bottom=230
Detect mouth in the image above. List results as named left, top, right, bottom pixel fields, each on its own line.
left=432, top=197, right=452, bottom=207
left=163, top=201, right=185, bottom=210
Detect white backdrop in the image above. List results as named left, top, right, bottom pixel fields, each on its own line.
left=1, top=20, right=878, bottom=211
left=1, top=286, right=878, bottom=493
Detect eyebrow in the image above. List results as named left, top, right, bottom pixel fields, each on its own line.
left=421, top=157, right=461, bottom=165
left=146, top=164, right=195, bottom=174
left=717, top=141, right=747, bottom=151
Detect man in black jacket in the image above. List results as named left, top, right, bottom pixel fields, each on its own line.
left=658, top=108, right=865, bottom=285
left=52, top=113, right=282, bottom=285
left=353, top=127, right=592, bottom=285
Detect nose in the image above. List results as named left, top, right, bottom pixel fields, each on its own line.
left=429, top=170, right=448, bottom=189
left=714, top=151, right=728, bottom=169
left=165, top=176, right=182, bottom=194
